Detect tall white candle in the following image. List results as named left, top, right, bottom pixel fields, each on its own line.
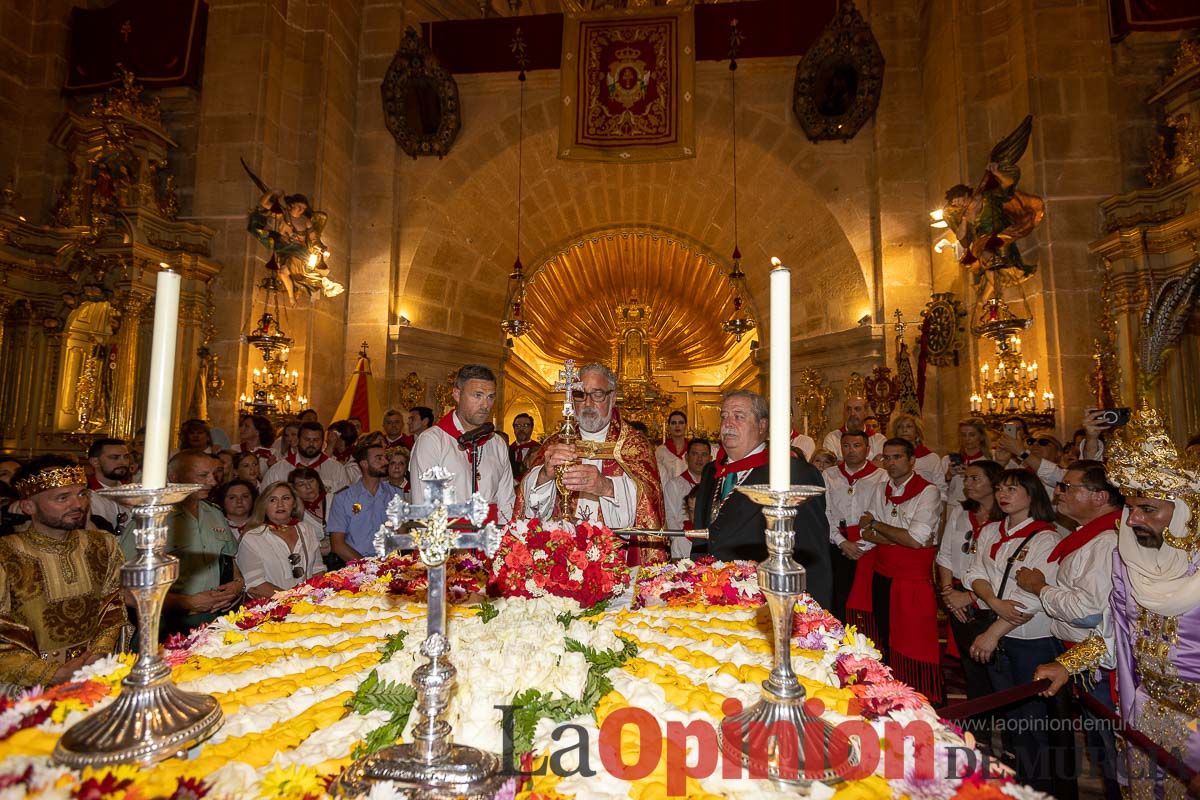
left=769, top=257, right=790, bottom=491
left=142, top=269, right=181, bottom=489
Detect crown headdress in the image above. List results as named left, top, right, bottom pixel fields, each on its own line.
left=1107, top=404, right=1200, bottom=551
left=13, top=465, right=87, bottom=499
left=614, top=45, right=642, bottom=63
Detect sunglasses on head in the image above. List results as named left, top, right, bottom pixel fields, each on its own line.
left=288, top=551, right=303, bottom=580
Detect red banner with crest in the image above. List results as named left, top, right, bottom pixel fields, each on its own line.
left=559, top=6, right=695, bottom=163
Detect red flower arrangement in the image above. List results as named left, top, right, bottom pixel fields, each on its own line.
left=488, top=518, right=630, bottom=608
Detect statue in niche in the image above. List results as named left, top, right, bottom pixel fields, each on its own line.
left=241, top=158, right=344, bottom=304
left=938, top=115, right=1046, bottom=309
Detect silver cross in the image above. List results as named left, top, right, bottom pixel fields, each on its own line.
left=553, top=358, right=582, bottom=422
left=374, top=465, right=501, bottom=637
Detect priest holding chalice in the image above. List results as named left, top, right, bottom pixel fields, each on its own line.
left=515, top=362, right=666, bottom=564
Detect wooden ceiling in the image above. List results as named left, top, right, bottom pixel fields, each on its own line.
left=521, top=231, right=742, bottom=369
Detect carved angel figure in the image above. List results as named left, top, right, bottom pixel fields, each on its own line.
left=939, top=115, right=1046, bottom=299
left=242, top=158, right=344, bottom=303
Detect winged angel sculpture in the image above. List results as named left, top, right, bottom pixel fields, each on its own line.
left=242, top=158, right=344, bottom=304
left=939, top=115, right=1046, bottom=308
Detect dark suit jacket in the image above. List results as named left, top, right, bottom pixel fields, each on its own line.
left=692, top=455, right=831, bottom=610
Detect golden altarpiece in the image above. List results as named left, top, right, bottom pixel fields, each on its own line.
left=1090, top=40, right=1200, bottom=444
left=0, top=73, right=222, bottom=455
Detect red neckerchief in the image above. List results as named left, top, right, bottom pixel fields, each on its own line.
left=1048, top=509, right=1121, bottom=563
left=241, top=444, right=272, bottom=460
left=88, top=475, right=125, bottom=491
left=837, top=461, right=878, bottom=486
left=302, top=497, right=325, bottom=520
left=989, top=518, right=1056, bottom=559
left=435, top=411, right=493, bottom=463
left=663, top=438, right=688, bottom=459
left=681, top=470, right=699, bottom=486
left=713, top=449, right=770, bottom=479
left=511, top=439, right=539, bottom=457
left=382, top=435, right=405, bottom=449
left=962, top=450, right=984, bottom=464
left=287, top=451, right=330, bottom=469
left=884, top=473, right=931, bottom=507
left=913, top=443, right=933, bottom=458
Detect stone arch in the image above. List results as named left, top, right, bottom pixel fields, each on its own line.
left=393, top=68, right=873, bottom=346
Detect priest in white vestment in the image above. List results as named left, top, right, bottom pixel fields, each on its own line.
left=517, top=364, right=666, bottom=566
left=409, top=364, right=515, bottom=523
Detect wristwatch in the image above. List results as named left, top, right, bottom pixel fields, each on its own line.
left=1018, top=450, right=1031, bottom=463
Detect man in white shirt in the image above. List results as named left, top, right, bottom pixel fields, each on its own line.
left=664, top=437, right=711, bottom=558
left=1017, top=460, right=1122, bottom=800
left=821, top=396, right=885, bottom=460
left=519, top=363, right=654, bottom=534
left=86, top=438, right=132, bottom=534
left=410, top=364, right=514, bottom=523
left=996, top=428, right=1065, bottom=499
left=822, top=430, right=886, bottom=622
left=848, top=438, right=945, bottom=703
left=655, top=410, right=690, bottom=487
left=261, top=421, right=351, bottom=494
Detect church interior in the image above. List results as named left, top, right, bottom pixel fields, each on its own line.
left=2, top=0, right=1200, bottom=796
left=0, top=0, right=1195, bottom=453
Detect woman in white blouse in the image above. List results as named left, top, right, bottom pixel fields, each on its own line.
left=236, top=481, right=325, bottom=598
left=888, top=413, right=946, bottom=495
left=935, top=459, right=1004, bottom=735
left=964, top=469, right=1063, bottom=795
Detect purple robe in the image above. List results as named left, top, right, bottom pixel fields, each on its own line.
left=1112, top=551, right=1200, bottom=799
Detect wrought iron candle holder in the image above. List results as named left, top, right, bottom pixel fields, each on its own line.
left=718, top=484, right=856, bottom=786
left=54, top=484, right=224, bottom=767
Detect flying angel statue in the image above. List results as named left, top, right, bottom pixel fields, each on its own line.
left=242, top=158, right=344, bottom=303
left=937, top=115, right=1046, bottom=306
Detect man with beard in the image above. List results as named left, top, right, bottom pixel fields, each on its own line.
left=1035, top=406, right=1200, bottom=800
left=692, top=390, right=831, bottom=607
left=328, top=442, right=401, bottom=563
left=262, top=421, right=350, bottom=494
left=822, top=395, right=886, bottom=460
left=410, top=364, right=514, bottom=522
left=509, top=413, right=540, bottom=482
left=517, top=362, right=665, bottom=564
left=121, top=450, right=242, bottom=637
left=86, top=438, right=132, bottom=534
left=0, top=456, right=126, bottom=686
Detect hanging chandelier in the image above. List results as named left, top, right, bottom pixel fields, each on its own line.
left=244, top=273, right=293, bottom=362
left=500, top=27, right=533, bottom=343
left=719, top=20, right=756, bottom=343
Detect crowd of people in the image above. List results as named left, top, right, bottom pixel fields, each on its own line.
left=1, top=360, right=1198, bottom=798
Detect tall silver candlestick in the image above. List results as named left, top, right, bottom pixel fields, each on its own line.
left=332, top=467, right=506, bottom=798
left=718, top=484, right=856, bottom=785
left=54, top=484, right=224, bottom=767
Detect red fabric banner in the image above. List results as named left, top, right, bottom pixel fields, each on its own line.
left=65, top=0, right=208, bottom=92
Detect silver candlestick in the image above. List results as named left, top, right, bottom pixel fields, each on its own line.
left=332, top=467, right=506, bottom=799
left=54, top=484, right=224, bottom=767
left=717, top=484, right=857, bottom=786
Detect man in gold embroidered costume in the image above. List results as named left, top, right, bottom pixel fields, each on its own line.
left=516, top=362, right=666, bottom=565
left=0, top=456, right=126, bottom=687
left=1035, top=406, right=1200, bottom=799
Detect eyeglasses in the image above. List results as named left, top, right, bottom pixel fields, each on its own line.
left=288, top=551, right=303, bottom=580
left=571, top=389, right=615, bottom=403
left=1026, top=437, right=1058, bottom=447
left=1055, top=481, right=1090, bottom=493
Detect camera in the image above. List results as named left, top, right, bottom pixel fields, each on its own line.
left=948, top=453, right=964, bottom=468
left=1095, top=408, right=1132, bottom=428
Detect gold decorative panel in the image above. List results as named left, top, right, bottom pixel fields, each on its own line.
left=523, top=231, right=740, bottom=369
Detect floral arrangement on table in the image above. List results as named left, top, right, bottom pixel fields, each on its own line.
left=0, top=550, right=1048, bottom=800
left=488, top=518, right=630, bottom=607
left=633, top=556, right=761, bottom=608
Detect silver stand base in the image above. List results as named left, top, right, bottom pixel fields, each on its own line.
left=330, top=743, right=508, bottom=799
left=53, top=668, right=222, bottom=767
left=52, top=484, right=224, bottom=768
left=718, top=484, right=857, bottom=787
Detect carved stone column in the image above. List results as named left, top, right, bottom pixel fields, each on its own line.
left=109, top=291, right=151, bottom=440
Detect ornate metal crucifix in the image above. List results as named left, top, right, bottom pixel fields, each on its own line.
left=552, top=358, right=583, bottom=519
left=333, top=466, right=505, bottom=798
